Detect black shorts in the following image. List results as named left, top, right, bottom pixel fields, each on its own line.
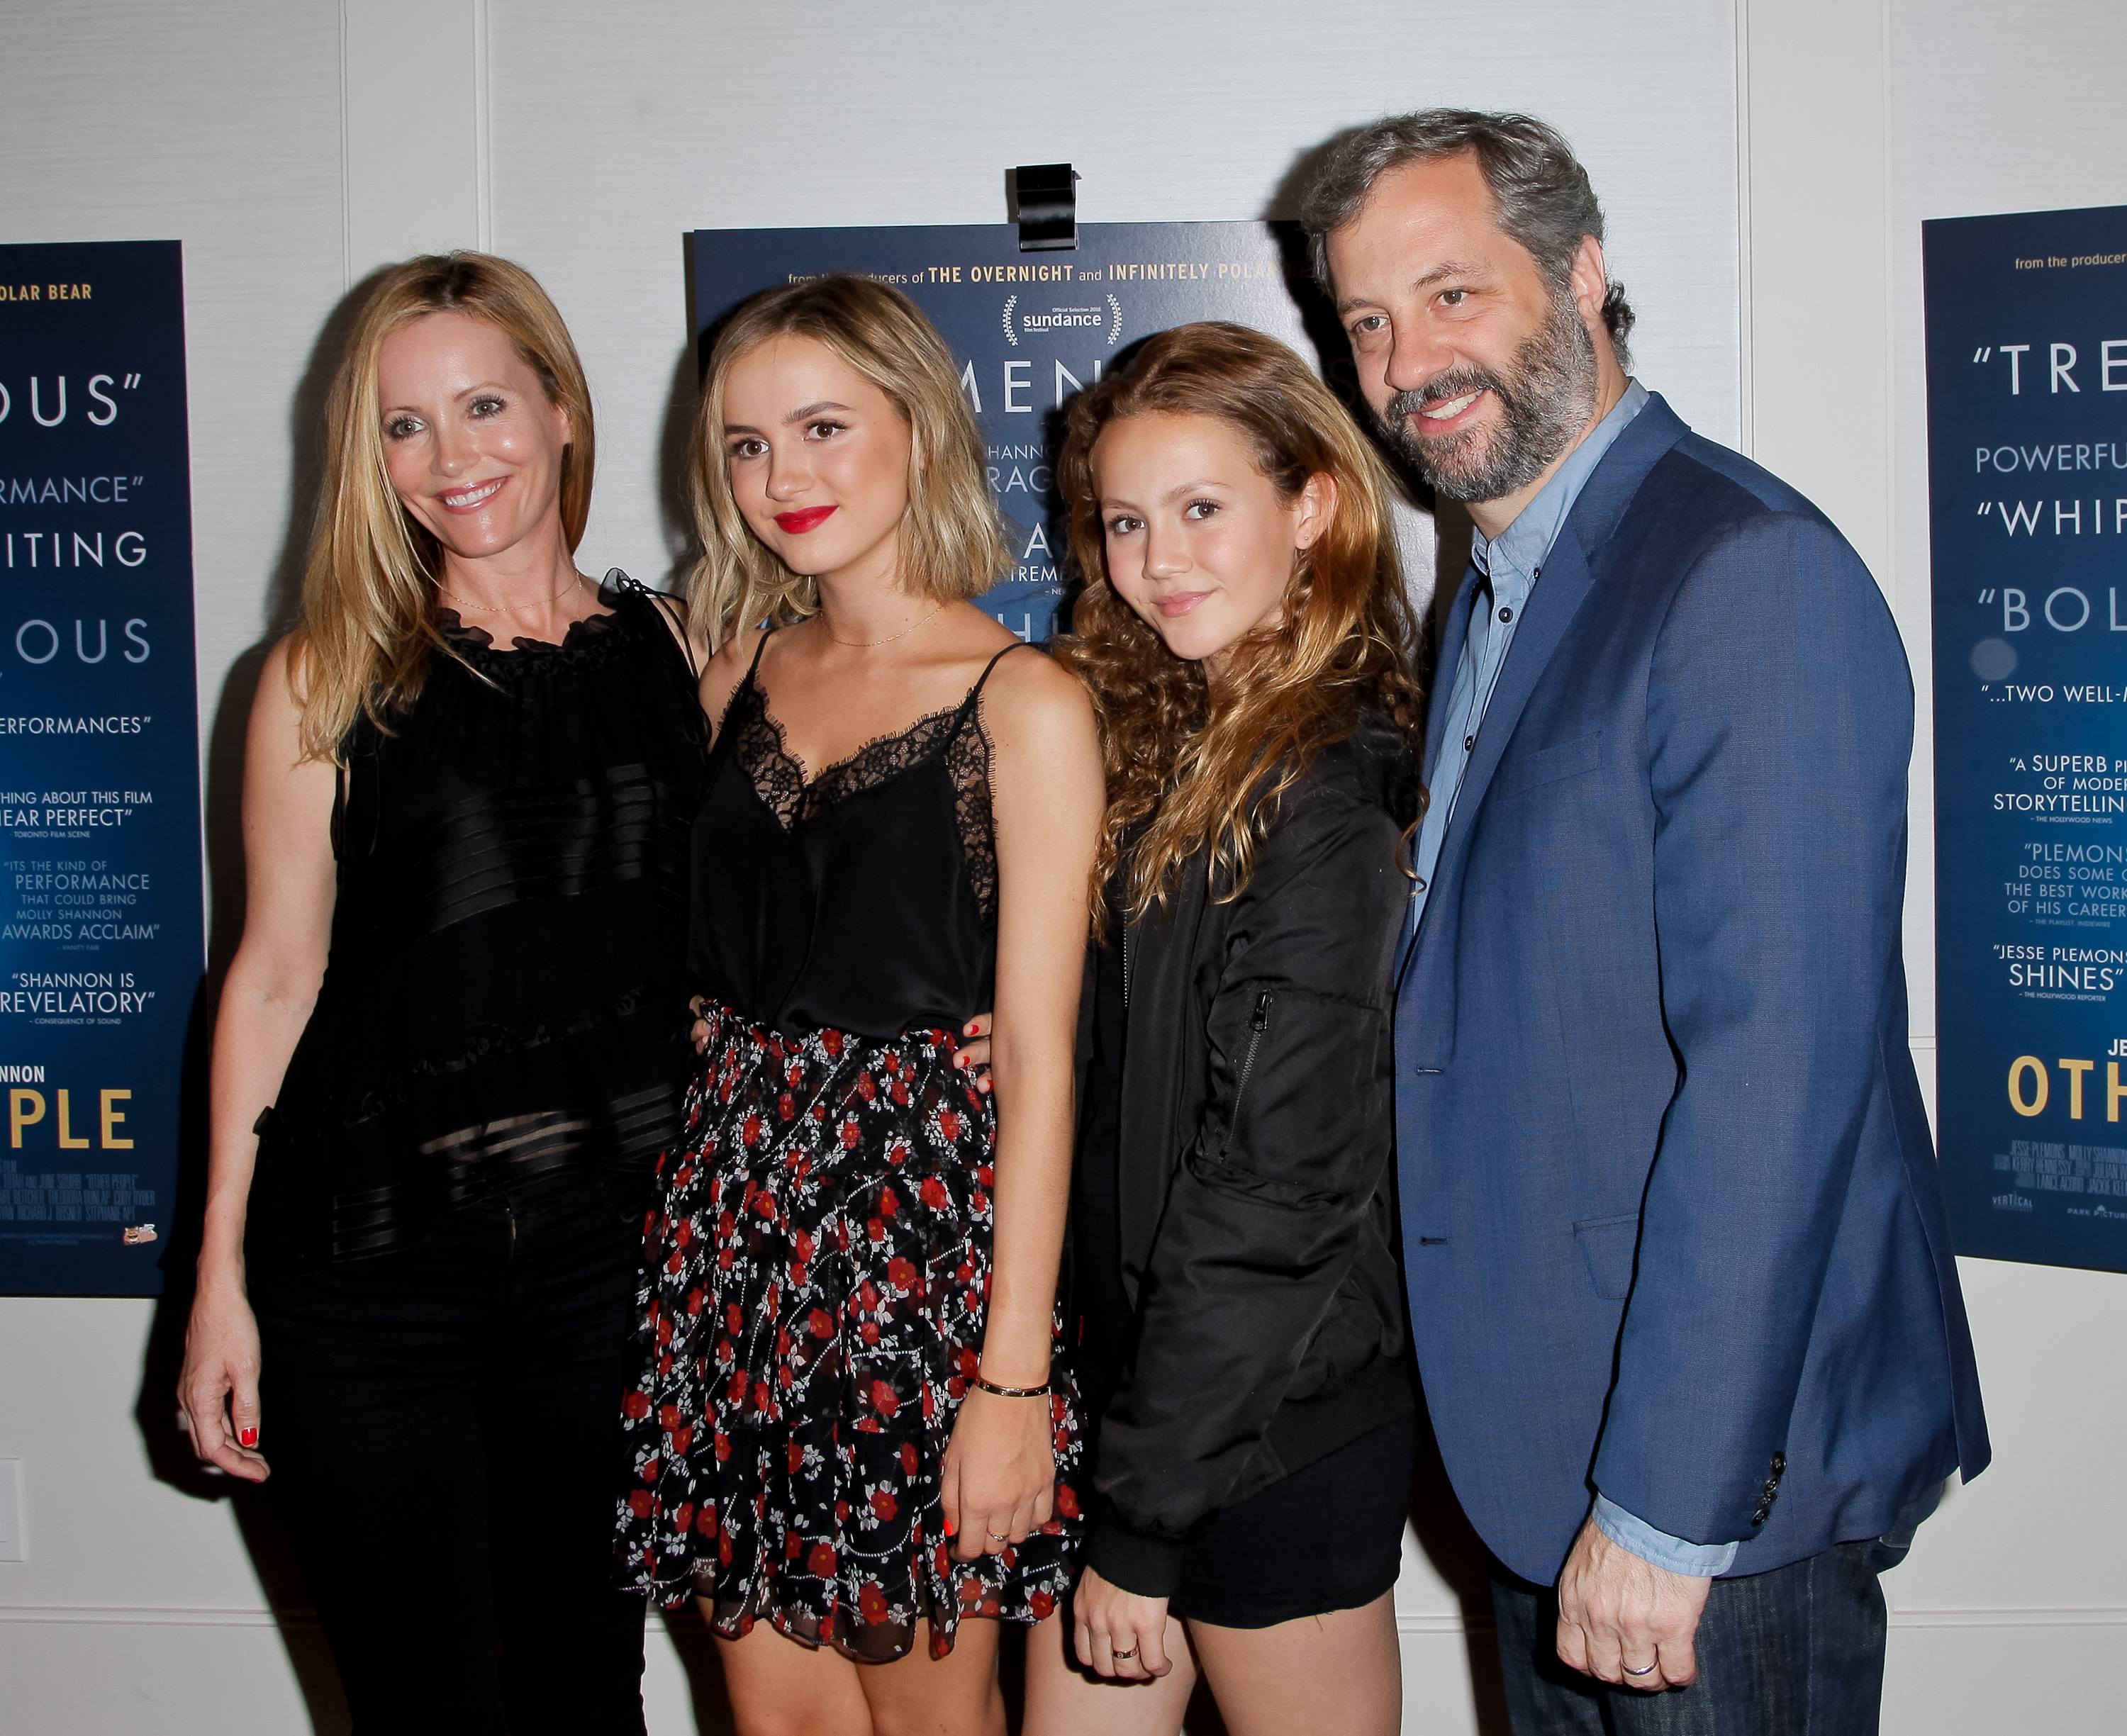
left=1166, top=1412, right=1417, bottom=1630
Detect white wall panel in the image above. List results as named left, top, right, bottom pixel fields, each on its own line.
left=0, top=5, right=346, bottom=1730
left=487, top=0, right=1742, bottom=593
left=1877, top=9, right=2127, bottom=1717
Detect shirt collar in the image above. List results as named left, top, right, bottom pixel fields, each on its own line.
left=1469, top=378, right=1649, bottom=592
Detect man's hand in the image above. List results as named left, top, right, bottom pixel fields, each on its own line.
left=1556, top=1518, right=1711, bottom=1691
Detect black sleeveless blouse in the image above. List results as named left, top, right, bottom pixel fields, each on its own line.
left=247, top=575, right=708, bottom=1272
left=688, top=633, right=1033, bottom=1041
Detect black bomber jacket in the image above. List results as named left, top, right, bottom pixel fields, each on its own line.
left=1080, top=711, right=1421, bottom=1597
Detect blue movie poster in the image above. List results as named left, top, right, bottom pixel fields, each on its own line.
left=1926, top=206, right=2127, bottom=1272
left=690, top=221, right=1327, bottom=642
left=0, top=240, right=203, bottom=1295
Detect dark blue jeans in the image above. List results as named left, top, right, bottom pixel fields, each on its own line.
left=251, top=1183, right=649, bottom=1736
left=1490, top=1533, right=1910, bottom=1735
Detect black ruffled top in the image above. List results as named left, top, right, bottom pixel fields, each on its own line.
left=245, top=573, right=708, bottom=1272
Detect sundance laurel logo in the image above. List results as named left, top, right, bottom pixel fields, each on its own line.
left=1000, top=293, right=1122, bottom=349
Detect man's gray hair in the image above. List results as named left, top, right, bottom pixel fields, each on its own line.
left=1298, top=109, right=1634, bottom=368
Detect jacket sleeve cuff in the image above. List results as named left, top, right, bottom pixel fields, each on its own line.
left=1083, top=1508, right=1188, bottom=1599
left=1590, top=1494, right=1738, bottom=1577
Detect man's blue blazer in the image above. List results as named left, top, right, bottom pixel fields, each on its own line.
left=1395, top=393, right=1989, bottom=1585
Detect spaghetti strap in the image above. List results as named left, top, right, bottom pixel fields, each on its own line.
left=963, top=638, right=1040, bottom=712
left=611, top=569, right=703, bottom=689
left=742, top=625, right=774, bottom=685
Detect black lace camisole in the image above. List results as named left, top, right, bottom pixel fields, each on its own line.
left=688, top=632, right=1035, bottom=1041
left=246, top=574, right=708, bottom=1272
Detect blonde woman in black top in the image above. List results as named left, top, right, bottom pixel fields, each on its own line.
left=615, top=276, right=1103, bottom=1736
left=177, top=254, right=705, bottom=1732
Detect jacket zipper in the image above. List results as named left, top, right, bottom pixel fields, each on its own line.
left=1222, top=989, right=1275, bottom=1154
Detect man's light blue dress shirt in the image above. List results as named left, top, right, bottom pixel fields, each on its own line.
left=1406, top=380, right=1738, bottom=1577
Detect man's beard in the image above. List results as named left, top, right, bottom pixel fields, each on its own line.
left=1379, top=293, right=1600, bottom=503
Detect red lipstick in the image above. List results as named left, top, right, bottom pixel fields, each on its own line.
left=774, top=505, right=838, bottom=534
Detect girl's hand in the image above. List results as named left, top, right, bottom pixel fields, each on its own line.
left=951, top=1010, right=994, bottom=1094
left=1073, top=1564, right=1175, bottom=1679
left=938, top=1384, right=1055, bottom=1561
left=177, top=1284, right=271, bottom=1482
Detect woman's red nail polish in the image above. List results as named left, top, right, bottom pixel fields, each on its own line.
left=943, top=1518, right=956, bottom=1538
left=239, top=1427, right=258, bottom=1447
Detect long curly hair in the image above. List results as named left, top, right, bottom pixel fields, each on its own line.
left=1053, top=322, right=1422, bottom=924
left=290, top=252, right=596, bottom=760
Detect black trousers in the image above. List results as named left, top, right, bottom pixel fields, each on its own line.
left=252, top=1185, right=649, bottom=1736
left=1488, top=1533, right=1914, bottom=1736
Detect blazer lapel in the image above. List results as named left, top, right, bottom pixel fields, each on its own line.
left=1412, top=395, right=1691, bottom=963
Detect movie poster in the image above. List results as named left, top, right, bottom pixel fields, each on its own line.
left=688, top=220, right=1353, bottom=642
left=1926, top=203, right=2127, bottom=1272
left=0, top=240, right=203, bottom=1296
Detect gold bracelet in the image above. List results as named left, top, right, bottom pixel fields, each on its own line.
left=971, top=1373, right=1052, bottom=1398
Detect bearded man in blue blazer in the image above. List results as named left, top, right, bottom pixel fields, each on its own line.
left=1302, top=111, right=1989, bottom=1732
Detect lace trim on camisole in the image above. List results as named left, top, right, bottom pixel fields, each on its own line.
left=726, top=672, right=1004, bottom=924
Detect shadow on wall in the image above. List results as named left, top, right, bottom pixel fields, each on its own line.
left=130, top=269, right=403, bottom=1736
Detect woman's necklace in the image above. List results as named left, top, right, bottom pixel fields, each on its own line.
left=817, top=600, right=947, bottom=649
left=435, top=571, right=587, bottom=617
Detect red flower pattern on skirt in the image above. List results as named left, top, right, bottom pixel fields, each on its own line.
left=615, top=999, right=1082, bottom=1662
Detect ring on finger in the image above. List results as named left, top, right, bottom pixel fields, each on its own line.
left=986, top=1531, right=1011, bottom=1542
left=1112, top=1647, right=1137, bottom=1660
left=1623, top=1662, right=1658, bottom=1678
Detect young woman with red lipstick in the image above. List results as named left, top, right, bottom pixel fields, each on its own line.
left=1026, top=324, right=1422, bottom=1736
left=177, top=254, right=706, bottom=1733
left=613, top=275, right=1102, bottom=1735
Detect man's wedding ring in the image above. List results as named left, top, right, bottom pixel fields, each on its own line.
left=1624, top=1662, right=1658, bottom=1677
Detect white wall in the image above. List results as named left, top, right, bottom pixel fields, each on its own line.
left=0, top=4, right=347, bottom=1728
left=2, top=2, right=2123, bottom=1732
left=1875, top=2, right=2127, bottom=1720
left=489, top=0, right=1742, bottom=595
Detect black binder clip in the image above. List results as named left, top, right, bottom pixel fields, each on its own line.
left=1015, top=164, right=1079, bottom=252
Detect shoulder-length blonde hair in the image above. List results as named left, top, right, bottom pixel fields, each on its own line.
left=1054, top=321, right=1422, bottom=924
left=688, top=274, right=1008, bottom=648
left=289, top=252, right=596, bottom=760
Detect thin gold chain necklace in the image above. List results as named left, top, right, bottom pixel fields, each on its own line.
left=817, top=601, right=946, bottom=649
left=435, top=571, right=588, bottom=617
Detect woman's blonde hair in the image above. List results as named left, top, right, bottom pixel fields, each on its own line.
left=688, top=275, right=1008, bottom=647
left=289, top=252, right=595, bottom=760
left=1054, top=322, right=1422, bottom=924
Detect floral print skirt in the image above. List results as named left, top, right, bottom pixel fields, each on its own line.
left=615, top=998, right=1082, bottom=1662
